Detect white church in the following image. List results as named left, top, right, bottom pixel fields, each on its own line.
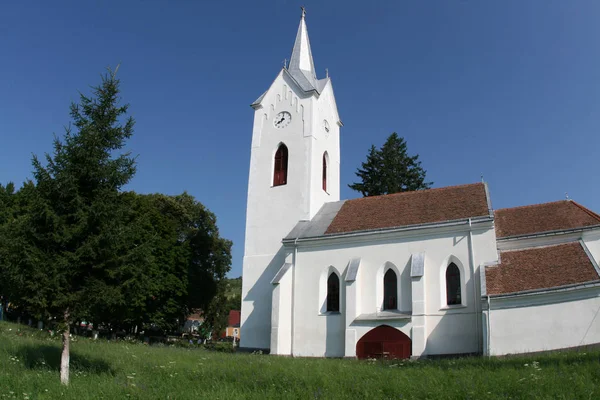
left=240, top=10, right=600, bottom=359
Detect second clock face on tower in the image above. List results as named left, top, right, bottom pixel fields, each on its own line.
left=274, top=111, right=292, bottom=129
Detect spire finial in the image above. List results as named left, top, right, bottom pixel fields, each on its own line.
left=289, top=5, right=317, bottom=87
left=325, top=68, right=329, bottom=78
left=566, top=192, right=570, bottom=200
left=283, top=58, right=287, bottom=69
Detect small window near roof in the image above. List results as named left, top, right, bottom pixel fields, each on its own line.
left=446, top=263, right=461, bottom=305
left=326, top=273, right=340, bottom=312
left=273, top=144, right=288, bottom=186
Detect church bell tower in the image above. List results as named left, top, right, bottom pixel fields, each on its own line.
left=240, top=8, right=342, bottom=350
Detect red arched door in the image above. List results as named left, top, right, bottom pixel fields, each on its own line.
left=356, top=325, right=411, bottom=359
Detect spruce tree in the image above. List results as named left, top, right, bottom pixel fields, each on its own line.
left=349, top=133, right=432, bottom=197
left=0, top=183, right=15, bottom=316
left=0, top=181, right=36, bottom=319
left=2, top=67, right=141, bottom=385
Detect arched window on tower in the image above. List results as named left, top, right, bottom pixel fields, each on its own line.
left=326, top=272, right=340, bottom=312
left=383, top=269, right=398, bottom=310
left=322, top=152, right=328, bottom=192
left=446, top=263, right=461, bottom=305
left=273, top=144, right=288, bottom=186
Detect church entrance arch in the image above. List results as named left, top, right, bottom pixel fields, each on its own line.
left=356, top=325, right=411, bottom=359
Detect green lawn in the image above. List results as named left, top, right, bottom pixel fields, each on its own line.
left=0, top=321, right=599, bottom=399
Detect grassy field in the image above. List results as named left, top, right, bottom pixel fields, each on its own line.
left=1, top=321, right=599, bottom=399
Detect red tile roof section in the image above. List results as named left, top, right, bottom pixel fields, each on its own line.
left=228, top=310, right=241, bottom=327
left=485, top=242, right=599, bottom=295
left=494, top=200, right=600, bottom=239
left=325, top=183, right=490, bottom=235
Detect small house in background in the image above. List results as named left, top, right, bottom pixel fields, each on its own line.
left=224, top=310, right=241, bottom=340
left=183, top=310, right=204, bottom=334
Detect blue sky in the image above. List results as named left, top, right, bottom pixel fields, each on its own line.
left=1, top=1, right=599, bottom=278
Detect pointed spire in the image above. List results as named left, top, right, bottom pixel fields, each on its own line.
left=288, top=6, right=317, bottom=89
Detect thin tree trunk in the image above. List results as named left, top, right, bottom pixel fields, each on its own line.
left=60, top=309, right=70, bottom=386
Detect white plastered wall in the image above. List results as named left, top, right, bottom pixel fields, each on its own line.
left=270, top=264, right=293, bottom=355
left=308, top=81, right=341, bottom=218
left=285, top=224, right=497, bottom=358
left=488, top=288, right=600, bottom=355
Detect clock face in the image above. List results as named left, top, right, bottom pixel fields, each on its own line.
left=323, top=119, right=330, bottom=136
left=273, top=111, right=292, bottom=129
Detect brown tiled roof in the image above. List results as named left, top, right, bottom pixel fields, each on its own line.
left=494, top=200, right=600, bottom=239
left=228, top=310, right=241, bottom=327
left=485, top=242, right=599, bottom=296
left=325, top=183, right=490, bottom=235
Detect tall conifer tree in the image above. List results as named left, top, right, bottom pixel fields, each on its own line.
left=349, top=133, right=432, bottom=197
left=1, top=67, right=141, bottom=385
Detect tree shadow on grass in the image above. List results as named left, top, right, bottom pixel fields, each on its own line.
left=14, top=344, right=114, bottom=375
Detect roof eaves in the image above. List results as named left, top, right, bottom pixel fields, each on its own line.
left=283, top=68, right=319, bottom=96
left=250, top=91, right=267, bottom=109
left=497, top=224, right=600, bottom=241
left=284, top=215, right=493, bottom=243
left=489, top=279, right=600, bottom=299
left=495, top=200, right=568, bottom=213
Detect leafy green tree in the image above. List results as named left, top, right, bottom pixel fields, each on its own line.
left=87, top=192, right=232, bottom=335
left=1, top=67, right=142, bottom=385
left=349, top=132, right=432, bottom=197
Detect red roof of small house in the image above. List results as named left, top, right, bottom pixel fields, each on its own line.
left=485, top=242, right=600, bottom=296
left=494, top=200, right=600, bottom=239
left=325, top=183, right=490, bottom=235
left=187, top=310, right=204, bottom=322
left=228, top=310, right=241, bottom=327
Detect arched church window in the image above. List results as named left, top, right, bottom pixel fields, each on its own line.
left=273, top=144, right=288, bottom=186
left=383, top=269, right=398, bottom=310
left=326, top=272, right=340, bottom=312
left=446, top=263, right=461, bottom=305
left=322, top=152, right=328, bottom=192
